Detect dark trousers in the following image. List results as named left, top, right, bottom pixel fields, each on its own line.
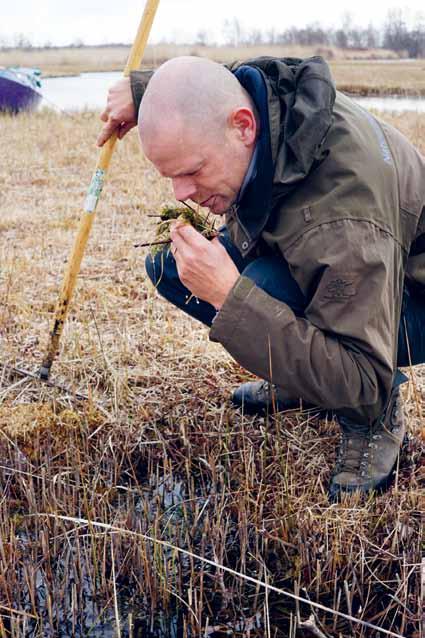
left=145, top=227, right=425, bottom=377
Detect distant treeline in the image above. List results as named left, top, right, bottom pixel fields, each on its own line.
left=219, top=10, right=425, bottom=58
left=2, top=8, right=425, bottom=58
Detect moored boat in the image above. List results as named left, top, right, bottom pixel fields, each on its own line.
left=0, top=67, right=42, bottom=113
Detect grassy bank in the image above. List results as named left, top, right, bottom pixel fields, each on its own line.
left=2, top=44, right=425, bottom=96
left=333, top=59, right=425, bottom=96
left=0, top=108, right=423, bottom=636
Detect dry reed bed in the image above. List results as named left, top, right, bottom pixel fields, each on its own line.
left=0, top=44, right=399, bottom=76
left=0, top=109, right=423, bottom=636
left=1, top=45, right=424, bottom=96
left=333, top=60, right=425, bottom=97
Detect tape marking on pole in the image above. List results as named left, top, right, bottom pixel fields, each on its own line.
left=84, top=169, right=106, bottom=213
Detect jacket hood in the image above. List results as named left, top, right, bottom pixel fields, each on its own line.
left=248, top=56, right=336, bottom=188
left=232, top=65, right=274, bottom=250
left=228, top=56, right=336, bottom=252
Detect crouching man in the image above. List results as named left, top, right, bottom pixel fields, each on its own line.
left=99, top=55, right=425, bottom=498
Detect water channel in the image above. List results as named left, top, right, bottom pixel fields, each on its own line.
left=39, top=70, right=425, bottom=113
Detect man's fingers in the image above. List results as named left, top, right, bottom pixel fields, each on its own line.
left=170, top=231, right=190, bottom=258
left=98, top=78, right=135, bottom=145
left=169, top=220, right=187, bottom=236
left=96, top=120, right=118, bottom=147
left=118, top=121, right=137, bottom=139
left=171, top=222, right=209, bottom=248
left=97, top=117, right=137, bottom=146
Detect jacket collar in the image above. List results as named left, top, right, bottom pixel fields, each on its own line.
left=229, top=57, right=336, bottom=256
left=231, top=65, right=274, bottom=255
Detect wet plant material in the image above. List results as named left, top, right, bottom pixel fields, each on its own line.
left=0, top=110, right=423, bottom=637
left=0, top=398, right=422, bottom=637
left=135, top=204, right=218, bottom=254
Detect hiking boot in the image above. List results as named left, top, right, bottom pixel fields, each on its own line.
left=231, top=380, right=318, bottom=415
left=329, top=386, right=406, bottom=500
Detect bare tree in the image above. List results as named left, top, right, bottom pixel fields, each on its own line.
left=334, top=29, right=348, bottom=49
left=0, top=35, right=10, bottom=51
left=266, top=28, right=277, bottom=45
left=13, top=33, right=33, bottom=50
left=70, top=38, right=85, bottom=49
left=215, top=11, right=425, bottom=58
left=246, top=29, right=263, bottom=46
left=195, top=30, right=209, bottom=47
left=365, top=23, right=380, bottom=49
left=223, top=18, right=243, bottom=47
left=383, top=9, right=409, bottom=52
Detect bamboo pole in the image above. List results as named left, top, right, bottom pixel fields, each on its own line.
left=40, top=0, right=160, bottom=380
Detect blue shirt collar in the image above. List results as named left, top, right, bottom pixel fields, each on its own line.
left=231, top=65, right=274, bottom=252
left=236, top=144, right=258, bottom=204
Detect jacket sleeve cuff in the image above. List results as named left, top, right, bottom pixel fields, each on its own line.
left=210, top=276, right=256, bottom=344
left=129, top=70, right=154, bottom=112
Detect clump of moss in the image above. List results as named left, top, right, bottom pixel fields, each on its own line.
left=148, top=204, right=217, bottom=254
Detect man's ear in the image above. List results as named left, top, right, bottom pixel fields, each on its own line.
left=229, top=107, right=257, bottom=146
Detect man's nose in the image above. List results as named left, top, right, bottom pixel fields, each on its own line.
left=171, top=176, right=197, bottom=202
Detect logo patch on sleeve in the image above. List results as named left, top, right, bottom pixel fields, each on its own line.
left=323, top=278, right=356, bottom=301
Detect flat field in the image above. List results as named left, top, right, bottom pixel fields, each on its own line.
left=1, top=44, right=425, bottom=95
left=0, top=108, right=423, bottom=636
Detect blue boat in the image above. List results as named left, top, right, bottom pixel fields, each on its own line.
left=0, top=67, right=42, bottom=113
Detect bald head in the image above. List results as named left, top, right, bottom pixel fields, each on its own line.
left=138, top=56, right=256, bottom=149
left=137, top=57, right=258, bottom=213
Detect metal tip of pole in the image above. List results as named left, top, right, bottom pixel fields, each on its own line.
left=39, top=365, right=50, bottom=381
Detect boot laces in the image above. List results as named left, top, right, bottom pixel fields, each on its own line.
left=335, top=422, right=371, bottom=474
left=256, top=381, right=274, bottom=401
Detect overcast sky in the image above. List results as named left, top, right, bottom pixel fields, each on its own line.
left=2, top=0, right=425, bottom=47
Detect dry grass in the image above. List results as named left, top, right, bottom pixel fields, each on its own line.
left=0, top=108, right=423, bottom=636
left=332, top=59, right=425, bottom=96
left=0, top=44, right=400, bottom=75
left=2, top=44, right=424, bottom=96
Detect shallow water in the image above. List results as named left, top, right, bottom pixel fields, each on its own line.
left=12, top=475, right=194, bottom=638
left=40, top=72, right=122, bottom=112
left=354, top=95, right=425, bottom=112
left=38, top=71, right=425, bottom=113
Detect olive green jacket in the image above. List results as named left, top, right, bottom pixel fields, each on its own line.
left=130, top=58, right=425, bottom=423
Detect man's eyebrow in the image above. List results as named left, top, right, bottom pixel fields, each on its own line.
left=166, top=162, right=204, bottom=179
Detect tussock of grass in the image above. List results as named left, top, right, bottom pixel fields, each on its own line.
left=0, top=108, right=423, bottom=636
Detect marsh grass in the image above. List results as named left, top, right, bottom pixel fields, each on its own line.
left=0, top=108, right=423, bottom=636
left=1, top=45, right=424, bottom=96
left=333, top=59, right=425, bottom=96
left=0, top=44, right=399, bottom=78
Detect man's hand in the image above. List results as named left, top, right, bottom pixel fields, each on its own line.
left=170, top=223, right=240, bottom=310
left=97, top=78, right=137, bottom=147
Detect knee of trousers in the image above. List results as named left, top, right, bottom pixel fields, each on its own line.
left=144, top=250, right=182, bottom=304
left=145, top=251, right=169, bottom=287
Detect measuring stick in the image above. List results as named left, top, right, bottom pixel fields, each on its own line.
left=40, top=0, right=160, bottom=380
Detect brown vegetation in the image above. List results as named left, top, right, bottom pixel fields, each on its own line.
left=0, top=108, right=423, bottom=636
left=333, top=59, right=425, bottom=96
left=2, top=44, right=423, bottom=97
left=0, top=43, right=402, bottom=75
